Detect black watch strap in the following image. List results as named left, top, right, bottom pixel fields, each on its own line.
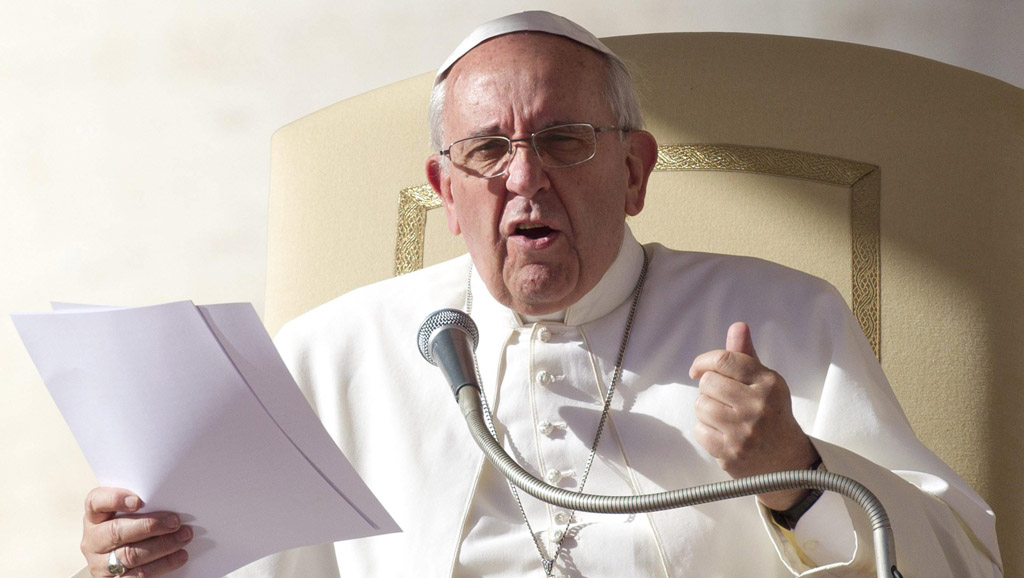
left=770, top=457, right=825, bottom=530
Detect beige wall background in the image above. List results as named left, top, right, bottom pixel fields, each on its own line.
left=2, top=2, right=1021, bottom=576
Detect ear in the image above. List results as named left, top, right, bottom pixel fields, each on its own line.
left=623, top=130, right=658, bottom=217
left=426, top=155, right=461, bottom=236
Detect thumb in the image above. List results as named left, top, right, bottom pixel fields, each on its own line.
left=725, top=322, right=758, bottom=358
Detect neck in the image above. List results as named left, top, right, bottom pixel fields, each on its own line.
left=470, top=226, right=644, bottom=327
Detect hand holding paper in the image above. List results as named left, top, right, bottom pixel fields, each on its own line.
left=12, top=301, right=399, bottom=578
left=81, top=486, right=192, bottom=577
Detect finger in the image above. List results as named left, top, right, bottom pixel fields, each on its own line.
left=695, top=389, right=743, bottom=429
left=689, top=349, right=760, bottom=382
left=135, top=547, right=190, bottom=577
left=725, top=322, right=757, bottom=358
left=694, top=405, right=759, bottom=471
left=82, top=512, right=182, bottom=554
left=116, top=525, right=193, bottom=571
left=693, top=419, right=727, bottom=459
left=697, top=370, right=757, bottom=409
left=84, top=487, right=143, bottom=525
left=109, top=546, right=189, bottom=578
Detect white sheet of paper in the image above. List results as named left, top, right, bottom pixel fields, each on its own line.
left=12, top=301, right=399, bottom=578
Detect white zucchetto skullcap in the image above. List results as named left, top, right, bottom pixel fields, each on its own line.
left=435, top=11, right=621, bottom=84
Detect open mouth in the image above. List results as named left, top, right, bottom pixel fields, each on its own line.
left=514, top=223, right=555, bottom=239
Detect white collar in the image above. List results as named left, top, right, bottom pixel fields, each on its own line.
left=470, top=226, right=644, bottom=327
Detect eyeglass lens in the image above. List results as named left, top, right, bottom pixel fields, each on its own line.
left=450, top=124, right=599, bottom=177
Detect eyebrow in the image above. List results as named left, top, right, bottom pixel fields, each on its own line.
left=465, top=125, right=505, bottom=139
left=463, top=120, right=580, bottom=139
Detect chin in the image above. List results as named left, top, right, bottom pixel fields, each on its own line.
left=505, top=269, right=579, bottom=314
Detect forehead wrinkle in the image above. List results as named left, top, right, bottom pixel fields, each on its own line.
left=449, top=70, right=536, bottom=137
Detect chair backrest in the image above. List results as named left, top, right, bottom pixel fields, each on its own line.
left=266, top=32, right=1022, bottom=570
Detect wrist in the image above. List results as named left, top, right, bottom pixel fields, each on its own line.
left=769, top=457, right=825, bottom=530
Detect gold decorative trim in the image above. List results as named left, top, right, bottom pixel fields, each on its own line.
left=655, top=144, right=875, bottom=186
left=395, top=144, right=881, bottom=359
left=850, top=168, right=881, bottom=358
left=394, top=184, right=442, bottom=277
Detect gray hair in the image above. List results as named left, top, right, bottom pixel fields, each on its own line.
left=429, top=48, right=644, bottom=155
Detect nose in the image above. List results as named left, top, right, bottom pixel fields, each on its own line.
left=503, top=140, right=549, bottom=198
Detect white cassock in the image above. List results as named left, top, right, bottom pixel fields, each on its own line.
left=230, top=227, right=1002, bottom=577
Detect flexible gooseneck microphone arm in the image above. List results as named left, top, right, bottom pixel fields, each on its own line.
left=418, top=309, right=903, bottom=578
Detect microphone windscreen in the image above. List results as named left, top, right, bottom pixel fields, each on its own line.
left=417, top=308, right=479, bottom=366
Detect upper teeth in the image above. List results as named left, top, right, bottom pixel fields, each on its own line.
left=519, top=223, right=544, bottom=229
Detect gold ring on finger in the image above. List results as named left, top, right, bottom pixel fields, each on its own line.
left=107, top=549, right=128, bottom=576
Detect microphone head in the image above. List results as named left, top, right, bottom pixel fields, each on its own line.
left=417, top=308, right=480, bottom=365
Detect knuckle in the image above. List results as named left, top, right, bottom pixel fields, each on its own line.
left=719, top=443, right=741, bottom=466
left=143, top=549, right=188, bottom=578
left=698, top=371, right=715, bottom=390
left=121, top=545, right=139, bottom=568
left=694, top=394, right=708, bottom=413
left=741, top=421, right=758, bottom=443
left=762, top=370, right=787, bottom=391
left=717, top=434, right=735, bottom=458
left=694, top=423, right=719, bottom=454
left=728, top=427, right=754, bottom=459
left=84, top=488, right=103, bottom=515
left=142, top=515, right=163, bottom=535
left=106, top=520, right=125, bottom=548
left=753, top=386, right=789, bottom=418
left=749, top=397, right=767, bottom=417
left=693, top=421, right=710, bottom=443
left=85, top=551, right=108, bottom=577
left=728, top=445, right=747, bottom=465
left=713, top=350, right=732, bottom=370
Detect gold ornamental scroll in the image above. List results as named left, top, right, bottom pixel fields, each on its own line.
left=394, top=183, right=442, bottom=277
left=393, top=144, right=881, bottom=359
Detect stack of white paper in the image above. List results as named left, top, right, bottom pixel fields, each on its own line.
left=12, top=301, right=399, bottom=578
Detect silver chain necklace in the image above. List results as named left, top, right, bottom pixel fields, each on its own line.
left=465, top=248, right=650, bottom=577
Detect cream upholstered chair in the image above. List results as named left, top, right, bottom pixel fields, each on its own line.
left=265, top=33, right=1021, bottom=574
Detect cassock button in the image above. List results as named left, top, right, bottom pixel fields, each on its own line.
left=545, top=468, right=562, bottom=484
left=537, top=326, right=552, bottom=342
left=545, top=468, right=575, bottom=484
left=537, top=420, right=566, bottom=436
left=553, top=510, right=570, bottom=525
left=536, top=370, right=552, bottom=386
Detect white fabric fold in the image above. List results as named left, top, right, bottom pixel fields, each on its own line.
left=227, top=235, right=1000, bottom=577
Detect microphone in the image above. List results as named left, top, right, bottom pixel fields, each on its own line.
left=417, top=308, right=480, bottom=399
left=415, top=307, right=901, bottom=577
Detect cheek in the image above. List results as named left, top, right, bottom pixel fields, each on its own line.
left=566, top=179, right=625, bottom=234
left=457, top=197, right=499, bottom=238
left=450, top=189, right=507, bottom=259
left=450, top=180, right=496, bottom=227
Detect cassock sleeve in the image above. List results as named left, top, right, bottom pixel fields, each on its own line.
left=759, top=287, right=1003, bottom=577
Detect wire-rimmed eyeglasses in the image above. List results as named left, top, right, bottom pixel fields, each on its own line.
left=439, top=122, right=625, bottom=179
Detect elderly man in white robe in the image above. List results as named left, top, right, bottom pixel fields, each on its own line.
left=78, top=11, right=1002, bottom=578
